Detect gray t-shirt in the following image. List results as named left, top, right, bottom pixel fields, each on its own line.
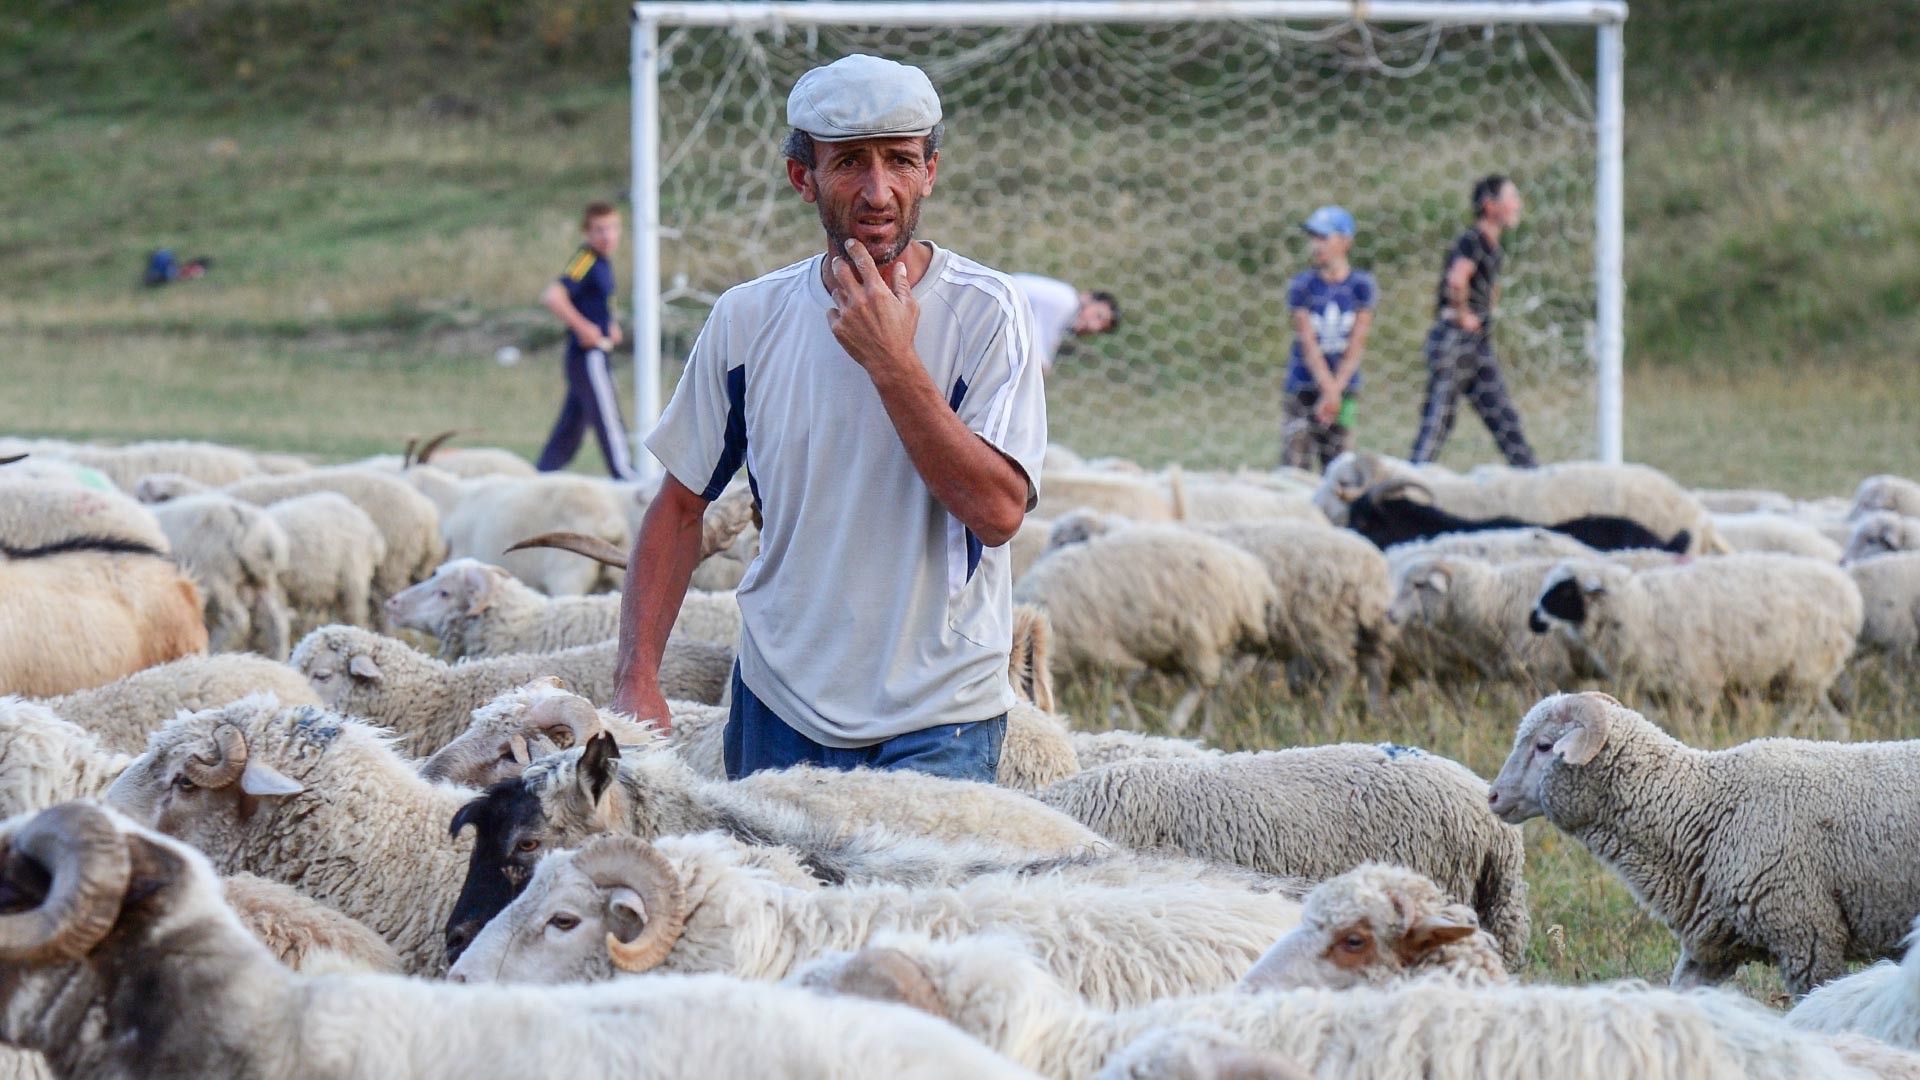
left=646, top=242, right=1049, bottom=747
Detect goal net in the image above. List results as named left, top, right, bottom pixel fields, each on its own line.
left=635, top=4, right=1618, bottom=471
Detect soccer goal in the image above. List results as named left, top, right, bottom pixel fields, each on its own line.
left=628, top=1, right=1626, bottom=472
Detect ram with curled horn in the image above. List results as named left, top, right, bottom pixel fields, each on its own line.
left=179, top=722, right=306, bottom=797
left=0, top=801, right=132, bottom=965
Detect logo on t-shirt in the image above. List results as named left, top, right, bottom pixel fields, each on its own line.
left=1310, top=300, right=1357, bottom=358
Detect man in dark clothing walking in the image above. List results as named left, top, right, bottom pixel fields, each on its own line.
left=1408, top=174, right=1537, bottom=468
left=536, top=201, right=637, bottom=480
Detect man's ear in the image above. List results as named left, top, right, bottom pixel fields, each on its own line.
left=921, top=151, right=938, bottom=197
left=787, top=158, right=816, bottom=202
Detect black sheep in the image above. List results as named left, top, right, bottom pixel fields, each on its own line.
left=1345, top=479, right=1690, bottom=553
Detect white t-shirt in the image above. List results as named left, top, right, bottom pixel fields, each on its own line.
left=1011, top=273, right=1080, bottom=372
left=646, top=243, right=1049, bottom=748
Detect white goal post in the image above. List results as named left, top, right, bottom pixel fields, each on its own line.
left=628, top=0, right=1628, bottom=473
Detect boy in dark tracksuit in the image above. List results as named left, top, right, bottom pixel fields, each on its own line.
left=537, top=202, right=637, bottom=480
left=1409, top=174, right=1537, bottom=468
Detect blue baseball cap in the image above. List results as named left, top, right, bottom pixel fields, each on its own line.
left=1302, top=205, right=1356, bottom=238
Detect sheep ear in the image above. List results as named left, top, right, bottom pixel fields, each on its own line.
left=578, top=732, right=621, bottom=806
left=463, top=564, right=504, bottom=616
left=1424, top=569, right=1449, bottom=593
left=239, top=759, right=305, bottom=798
left=1552, top=700, right=1613, bottom=765
left=348, top=654, right=382, bottom=681
left=1398, top=906, right=1481, bottom=963
left=606, top=886, right=647, bottom=943
left=1578, top=573, right=1607, bottom=595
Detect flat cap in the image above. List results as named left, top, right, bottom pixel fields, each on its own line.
left=787, top=54, right=942, bottom=143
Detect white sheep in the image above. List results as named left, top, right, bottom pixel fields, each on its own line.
left=104, top=698, right=479, bottom=974
left=384, top=556, right=739, bottom=658
left=290, top=625, right=731, bottom=757
left=146, top=492, right=294, bottom=657
left=1855, top=475, right=1920, bottom=521
left=483, top=728, right=1104, bottom=863
left=141, top=466, right=447, bottom=609
left=1711, top=511, right=1845, bottom=561
left=1174, top=478, right=1326, bottom=525
left=1692, top=488, right=1796, bottom=514
left=0, top=540, right=207, bottom=697
left=1388, top=554, right=1592, bottom=686
left=1007, top=513, right=1053, bottom=581
left=1847, top=511, right=1920, bottom=564
left=34, top=438, right=270, bottom=489
left=402, top=464, right=631, bottom=596
left=1034, top=469, right=1185, bottom=522
left=1039, top=743, right=1530, bottom=969
left=1238, top=863, right=1507, bottom=991
left=1067, top=729, right=1219, bottom=770
left=1197, top=519, right=1394, bottom=707
left=449, top=830, right=1303, bottom=1010
left=0, top=477, right=171, bottom=553
left=0, top=802, right=1037, bottom=1080
left=1850, top=552, right=1920, bottom=668
left=1530, top=553, right=1863, bottom=725
left=39, top=652, right=322, bottom=752
left=0, top=698, right=131, bottom=818
left=1384, top=525, right=1601, bottom=566
left=1316, top=451, right=1725, bottom=553
left=796, top=933, right=1891, bottom=1080
left=1489, top=692, right=1920, bottom=995
left=1014, top=524, right=1273, bottom=732
left=417, top=677, right=664, bottom=787
left=1790, top=917, right=1920, bottom=1052
left=218, top=872, right=404, bottom=975
left=262, top=490, right=387, bottom=634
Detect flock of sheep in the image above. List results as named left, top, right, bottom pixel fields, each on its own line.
left=2, top=431, right=1920, bottom=1079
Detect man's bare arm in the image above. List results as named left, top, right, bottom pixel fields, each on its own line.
left=610, top=475, right=710, bottom=731
left=1445, top=256, right=1480, bottom=332
left=827, top=240, right=1028, bottom=547
left=542, top=281, right=614, bottom=350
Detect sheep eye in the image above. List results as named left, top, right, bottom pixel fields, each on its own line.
left=437, top=590, right=450, bottom=599
left=548, top=913, right=580, bottom=932
left=1340, top=935, right=1367, bottom=951
left=1535, top=740, right=1554, bottom=754
left=311, top=671, right=332, bottom=682
left=171, top=774, right=197, bottom=791
left=515, top=838, right=541, bottom=853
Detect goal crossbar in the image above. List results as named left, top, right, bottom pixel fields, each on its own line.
left=630, top=2, right=1627, bottom=29
left=628, top=2, right=1629, bottom=470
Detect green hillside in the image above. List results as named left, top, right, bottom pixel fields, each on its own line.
left=2, top=0, right=1914, bottom=485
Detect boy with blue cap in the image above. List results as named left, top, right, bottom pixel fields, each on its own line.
left=1282, top=205, right=1375, bottom=472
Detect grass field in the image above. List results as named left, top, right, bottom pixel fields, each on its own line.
left=5, top=0, right=1919, bottom=1005
left=1055, top=659, right=1920, bottom=1005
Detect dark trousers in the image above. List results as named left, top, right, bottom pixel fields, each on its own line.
left=723, top=666, right=1006, bottom=784
left=536, top=347, right=636, bottom=480
left=1409, top=322, right=1537, bottom=467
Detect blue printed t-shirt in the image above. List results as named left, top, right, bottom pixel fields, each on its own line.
left=1285, top=268, right=1376, bottom=394
left=559, top=246, right=615, bottom=352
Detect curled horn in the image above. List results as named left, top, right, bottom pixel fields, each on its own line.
left=526, top=695, right=600, bottom=752
left=182, top=723, right=250, bottom=790
left=415, top=429, right=461, bottom=464
left=572, top=835, right=686, bottom=974
left=505, top=532, right=629, bottom=570
left=1365, top=478, right=1436, bottom=505
left=0, top=453, right=26, bottom=466
left=0, top=802, right=132, bottom=963
left=820, top=947, right=950, bottom=1020
left=401, top=436, right=420, bottom=470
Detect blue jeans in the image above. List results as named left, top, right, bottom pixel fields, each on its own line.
left=723, top=666, right=1006, bottom=783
